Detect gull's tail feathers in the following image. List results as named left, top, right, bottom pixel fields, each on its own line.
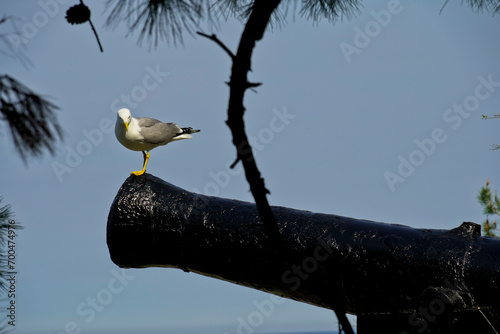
left=181, top=127, right=200, bottom=134
left=173, top=127, right=201, bottom=140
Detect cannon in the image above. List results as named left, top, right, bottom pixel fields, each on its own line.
left=107, top=174, right=500, bottom=333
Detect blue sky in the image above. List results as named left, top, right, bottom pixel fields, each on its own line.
left=1, top=1, right=499, bottom=333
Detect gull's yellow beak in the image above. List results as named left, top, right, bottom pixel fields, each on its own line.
left=124, top=120, right=129, bottom=131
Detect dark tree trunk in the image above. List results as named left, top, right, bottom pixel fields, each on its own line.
left=107, top=174, right=500, bottom=333
left=225, top=0, right=283, bottom=243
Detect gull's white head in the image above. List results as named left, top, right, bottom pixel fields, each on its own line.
left=117, top=108, right=132, bottom=131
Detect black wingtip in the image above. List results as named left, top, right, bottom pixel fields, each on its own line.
left=181, top=127, right=201, bottom=134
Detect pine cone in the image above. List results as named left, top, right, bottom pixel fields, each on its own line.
left=65, top=3, right=91, bottom=25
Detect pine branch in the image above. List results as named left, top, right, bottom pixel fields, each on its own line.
left=300, top=0, right=361, bottom=22
left=104, top=0, right=207, bottom=47
left=0, top=75, right=63, bottom=163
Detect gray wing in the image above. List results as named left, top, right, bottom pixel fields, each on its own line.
left=136, top=117, right=182, bottom=144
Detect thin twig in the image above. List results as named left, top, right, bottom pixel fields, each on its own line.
left=230, top=156, right=241, bottom=169
left=247, top=82, right=262, bottom=88
left=88, top=18, right=103, bottom=52
left=196, top=31, right=234, bottom=60
left=80, top=0, right=103, bottom=52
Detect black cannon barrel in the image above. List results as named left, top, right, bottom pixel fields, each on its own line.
left=107, top=174, right=500, bottom=332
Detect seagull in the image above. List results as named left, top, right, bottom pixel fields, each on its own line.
left=115, top=108, right=200, bottom=176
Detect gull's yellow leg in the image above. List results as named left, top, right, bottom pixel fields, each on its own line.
left=131, top=151, right=150, bottom=176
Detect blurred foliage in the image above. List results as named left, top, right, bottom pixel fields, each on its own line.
left=0, top=75, right=63, bottom=163
left=103, top=0, right=363, bottom=47
left=478, top=180, right=500, bottom=237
